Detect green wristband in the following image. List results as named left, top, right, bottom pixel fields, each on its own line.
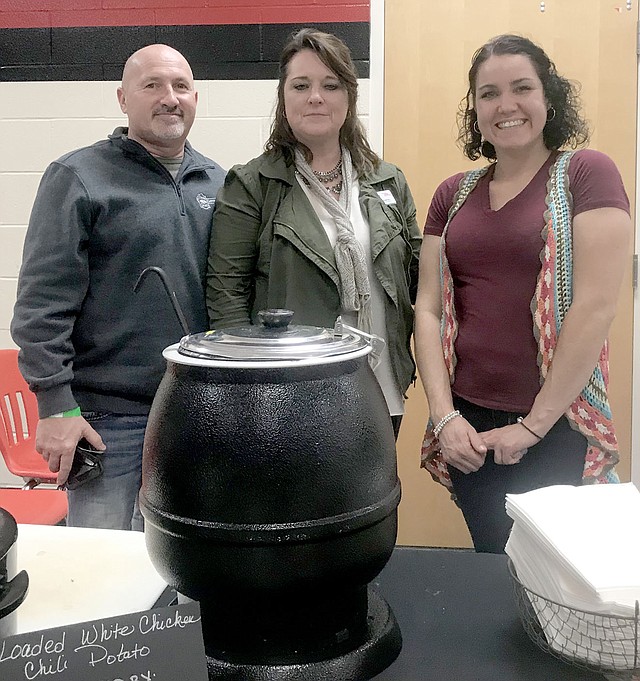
left=49, top=407, right=82, bottom=418
left=62, top=407, right=82, bottom=417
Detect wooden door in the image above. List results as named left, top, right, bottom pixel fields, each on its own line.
left=384, top=0, right=637, bottom=547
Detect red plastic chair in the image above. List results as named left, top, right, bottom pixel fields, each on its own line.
left=0, top=349, right=68, bottom=524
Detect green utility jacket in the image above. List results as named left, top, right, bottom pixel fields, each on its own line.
left=206, top=151, right=422, bottom=394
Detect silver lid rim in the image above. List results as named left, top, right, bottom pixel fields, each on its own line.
left=163, top=343, right=372, bottom=368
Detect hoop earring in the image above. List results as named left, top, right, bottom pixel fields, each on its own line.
left=546, top=107, right=556, bottom=121
left=473, top=120, right=481, bottom=134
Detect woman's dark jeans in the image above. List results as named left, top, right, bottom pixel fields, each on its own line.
left=447, top=396, right=588, bottom=554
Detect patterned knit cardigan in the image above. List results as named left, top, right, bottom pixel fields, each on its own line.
left=421, top=151, right=620, bottom=491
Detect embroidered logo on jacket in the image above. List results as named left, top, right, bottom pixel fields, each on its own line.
left=196, top=193, right=215, bottom=210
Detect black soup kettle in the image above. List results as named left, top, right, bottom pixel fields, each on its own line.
left=0, top=508, right=29, bottom=639
left=140, top=309, right=402, bottom=680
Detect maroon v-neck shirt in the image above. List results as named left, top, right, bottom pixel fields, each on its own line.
left=424, top=149, right=629, bottom=412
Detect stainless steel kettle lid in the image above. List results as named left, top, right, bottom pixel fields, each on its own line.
left=178, top=310, right=376, bottom=362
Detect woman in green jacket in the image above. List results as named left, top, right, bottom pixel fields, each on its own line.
left=206, top=28, right=421, bottom=437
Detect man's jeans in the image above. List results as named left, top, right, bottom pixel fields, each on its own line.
left=66, top=413, right=147, bottom=531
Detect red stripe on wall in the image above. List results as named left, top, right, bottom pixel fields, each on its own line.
left=0, top=10, right=51, bottom=28
left=0, top=2, right=369, bottom=29
left=1, top=0, right=100, bottom=9
left=48, top=9, right=157, bottom=28
left=105, top=0, right=337, bottom=7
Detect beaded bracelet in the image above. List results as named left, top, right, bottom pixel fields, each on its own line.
left=433, top=410, right=461, bottom=437
left=516, top=416, right=543, bottom=440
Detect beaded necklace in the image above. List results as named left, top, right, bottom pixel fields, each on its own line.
left=312, top=158, right=342, bottom=182
left=302, top=157, right=343, bottom=196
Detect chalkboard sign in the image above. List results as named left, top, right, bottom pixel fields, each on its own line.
left=0, top=601, right=209, bottom=681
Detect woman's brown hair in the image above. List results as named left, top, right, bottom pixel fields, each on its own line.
left=265, top=27, right=379, bottom=175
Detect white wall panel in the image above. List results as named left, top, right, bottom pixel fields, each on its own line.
left=0, top=173, right=41, bottom=226
left=0, top=227, right=26, bottom=278
left=0, top=76, right=372, bottom=348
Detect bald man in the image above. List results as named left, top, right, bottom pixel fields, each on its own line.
left=12, top=45, right=225, bottom=530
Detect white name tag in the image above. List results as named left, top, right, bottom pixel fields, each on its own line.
left=377, top=189, right=397, bottom=205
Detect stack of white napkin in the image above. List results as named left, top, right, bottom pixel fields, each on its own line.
left=505, top=483, right=640, bottom=669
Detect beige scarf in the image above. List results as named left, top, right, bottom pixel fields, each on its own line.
left=294, top=147, right=371, bottom=333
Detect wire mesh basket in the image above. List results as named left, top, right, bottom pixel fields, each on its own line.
left=507, top=558, right=640, bottom=680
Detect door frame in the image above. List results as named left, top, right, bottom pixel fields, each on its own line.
left=632, top=46, right=640, bottom=488
left=369, top=0, right=385, bottom=157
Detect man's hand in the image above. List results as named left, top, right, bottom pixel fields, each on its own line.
left=35, top=416, right=105, bottom=486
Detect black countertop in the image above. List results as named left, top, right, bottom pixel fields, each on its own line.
left=371, top=547, right=605, bottom=680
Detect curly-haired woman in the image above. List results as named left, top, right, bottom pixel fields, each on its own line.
left=415, top=34, right=631, bottom=553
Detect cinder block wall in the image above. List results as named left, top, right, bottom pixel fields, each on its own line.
left=0, top=1, right=371, bottom=484
left=0, top=77, right=370, bottom=349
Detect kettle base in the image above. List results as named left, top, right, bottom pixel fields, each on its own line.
left=204, top=587, right=401, bottom=681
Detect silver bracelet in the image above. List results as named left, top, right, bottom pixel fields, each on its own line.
left=433, top=410, right=461, bottom=437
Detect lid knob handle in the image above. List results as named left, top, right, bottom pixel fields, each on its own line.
left=257, top=309, right=295, bottom=330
